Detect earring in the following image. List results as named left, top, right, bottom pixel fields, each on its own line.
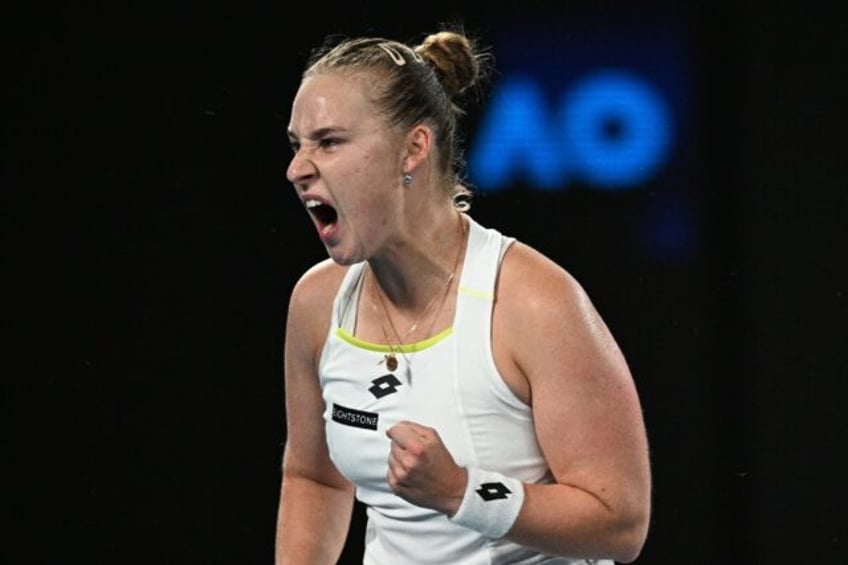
left=402, top=173, right=413, bottom=187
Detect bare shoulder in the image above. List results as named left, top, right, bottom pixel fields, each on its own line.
left=497, top=241, right=592, bottom=323
left=286, top=258, right=350, bottom=355
left=289, top=258, right=349, bottom=312
left=495, top=241, right=624, bottom=389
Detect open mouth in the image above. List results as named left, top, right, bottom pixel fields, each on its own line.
left=305, top=199, right=338, bottom=234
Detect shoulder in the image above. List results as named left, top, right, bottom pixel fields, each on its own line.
left=496, top=241, right=613, bottom=375
left=289, top=258, right=350, bottom=311
left=497, top=241, right=589, bottom=320
left=286, top=258, right=351, bottom=351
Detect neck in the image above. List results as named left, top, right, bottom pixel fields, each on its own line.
left=368, top=210, right=467, bottom=314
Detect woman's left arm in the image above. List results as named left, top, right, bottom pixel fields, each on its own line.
left=496, top=243, right=651, bottom=563
left=385, top=242, right=651, bottom=563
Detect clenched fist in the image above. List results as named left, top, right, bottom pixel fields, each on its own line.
left=385, top=420, right=468, bottom=516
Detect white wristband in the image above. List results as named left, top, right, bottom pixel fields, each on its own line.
left=448, top=467, right=525, bottom=539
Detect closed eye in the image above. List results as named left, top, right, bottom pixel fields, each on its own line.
left=287, top=133, right=300, bottom=154
left=287, top=127, right=347, bottom=154
left=318, top=137, right=342, bottom=149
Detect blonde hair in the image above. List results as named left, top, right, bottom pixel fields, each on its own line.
left=303, top=28, right=492, bottom=211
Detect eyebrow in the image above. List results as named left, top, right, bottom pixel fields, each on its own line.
left=287, top=126, right=348, bottom=142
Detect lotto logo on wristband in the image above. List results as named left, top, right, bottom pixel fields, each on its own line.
left=475, top=482, right=513, bottom=501
left=451, top=470, right=524, bottom=538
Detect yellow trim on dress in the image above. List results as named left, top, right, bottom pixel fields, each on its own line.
left=458, top=286, right=494, bottom=300
left=335, top=326, right=454, bottom=353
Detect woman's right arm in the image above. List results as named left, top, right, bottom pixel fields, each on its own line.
left=275, top=261, right=355, bottom=565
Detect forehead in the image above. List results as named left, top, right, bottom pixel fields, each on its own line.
left=288, top=72, right=379, bottom=133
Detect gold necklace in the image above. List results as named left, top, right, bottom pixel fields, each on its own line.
left=370, top=216, right=466, bottom=375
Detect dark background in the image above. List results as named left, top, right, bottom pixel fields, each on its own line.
left=6, top=1, right=846, bottom=563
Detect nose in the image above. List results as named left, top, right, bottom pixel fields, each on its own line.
left=286, top=150, right=318, bottom=189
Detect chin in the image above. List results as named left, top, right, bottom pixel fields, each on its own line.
left=325, top=247, right=363, bottom=267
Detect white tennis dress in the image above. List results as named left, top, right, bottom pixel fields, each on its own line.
left=319, top=216, right=610, bottom=565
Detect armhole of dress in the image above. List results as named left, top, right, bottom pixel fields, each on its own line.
left=489, top=235, right=532, bottom=409
left=495, top=237, right=516, bottom=293
left=338, top=264, right=366, bottom=334
left=498, top=236, right=516, bottom=267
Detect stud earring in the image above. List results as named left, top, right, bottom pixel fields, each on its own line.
left=402, top=173, right=413, bottom=187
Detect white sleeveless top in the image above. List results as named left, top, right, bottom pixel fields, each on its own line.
left=319, top=216, right=609, bottom=565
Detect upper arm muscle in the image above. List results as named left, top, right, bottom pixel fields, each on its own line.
left=495, top=244, right=649, bottom=511
left=282, top=260, right=351, bottom=489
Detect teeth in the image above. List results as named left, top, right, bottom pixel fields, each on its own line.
left=305, top=199, right=322, bottom=208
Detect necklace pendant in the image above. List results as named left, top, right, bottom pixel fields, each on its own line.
left=385, top=353, right=398, bottom=372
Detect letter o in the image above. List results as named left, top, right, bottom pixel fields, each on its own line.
left=560, top=70, right=672, bottom=189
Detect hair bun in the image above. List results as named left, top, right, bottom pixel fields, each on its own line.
left=414, top=31, right=481, bottom=98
